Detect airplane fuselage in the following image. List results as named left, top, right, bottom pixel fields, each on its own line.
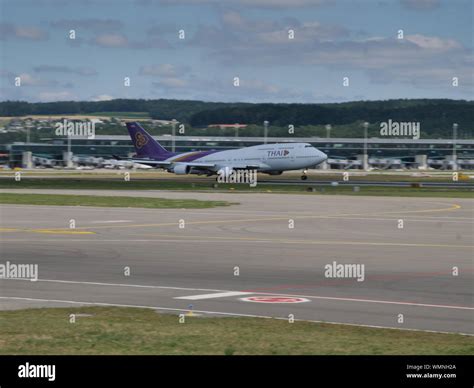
left=126, top=122, right=327, bottom=176
left=136, top=143, right=327, bottom=174
left=180, top=143, right=325, bottom=172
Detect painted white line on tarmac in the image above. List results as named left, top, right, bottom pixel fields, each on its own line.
left=89, top=220, right=133, bottom=224
left=175, top=291, right=253, bottom=300
left=4, top=277, right=473, bottom=311
left=249, top=291, right=474, bottom=310
left=0, top=295, right=472, bottom=336
left=2, top=277, right=227, bottom=293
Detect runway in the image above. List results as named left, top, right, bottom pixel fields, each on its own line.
left=1, top=189, right=473, bottom=334
left=258, top=180, right=474, bottom=188
left=2, top=175, right=472, bottom=188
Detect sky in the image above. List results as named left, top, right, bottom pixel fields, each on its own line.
left=0, top=0, right=472, bottom=103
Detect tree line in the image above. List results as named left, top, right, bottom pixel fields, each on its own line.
left=1, top=98, right=472, bottom=138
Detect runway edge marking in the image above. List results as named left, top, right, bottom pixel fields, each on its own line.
left=175, top=291, right=253, bottom=300
left=5, top=278, right=474, bottom=311
left=0, top=296, right=472, bottom=337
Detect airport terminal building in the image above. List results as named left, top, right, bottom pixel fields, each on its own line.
left=3, top=135, right=474, bottom=170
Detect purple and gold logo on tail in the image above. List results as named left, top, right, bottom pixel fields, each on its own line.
left=135, top=132, right=149, bottom=149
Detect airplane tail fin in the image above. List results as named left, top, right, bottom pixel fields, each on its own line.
left=126, top=122, right=173, bottom=159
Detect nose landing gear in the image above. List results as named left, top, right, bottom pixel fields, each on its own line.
left=301, top=170, right=308, bottom=180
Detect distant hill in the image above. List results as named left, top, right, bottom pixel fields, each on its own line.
left=0, top=98, right=472, bottom=138
left=0, top=99, right=250, bottom=123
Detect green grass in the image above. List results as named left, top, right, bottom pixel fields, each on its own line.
left=1, top=177, right=473, bottom=198
left=0, top=307, right=472, bottom=355
left=0, top=193, right=234, bottom=208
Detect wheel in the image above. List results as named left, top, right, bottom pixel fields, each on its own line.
left=301, top=175, right=308, bottom=181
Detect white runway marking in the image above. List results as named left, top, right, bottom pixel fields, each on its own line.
left=89, top=220, right=132, bottom=224
left=175, top=291, right=253, bottom=300
left=3, top=277, right=226, bottom=293
left=0, top=295, right=472, bottom=336
left=4, top=278, right=473, bottom=311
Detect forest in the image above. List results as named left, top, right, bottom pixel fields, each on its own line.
left=1, top=98, right=472, bottom=139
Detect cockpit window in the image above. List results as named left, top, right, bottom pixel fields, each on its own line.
left=305, top=145, right=313, bottom=148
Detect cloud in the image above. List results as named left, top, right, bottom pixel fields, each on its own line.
left=131, top=36, right=171, bottom=49
left=1, top=72, right=68, bottom=88
left=400, top=0, right=440, bottom=10
left=404, top=34, right=462, bottom=51
left=50, top=19, right=170, bottom=49
left=151, top=74, right=311, bottom=102
left=12, top=73, right=58, bottom=87
left=38, top=91, right=75, bottom=101
left=92, top=33, right=129, bottom=48
left=138, top=0, right=331, bottom=7
left=33, top=65, right=98, bottom=76
left=153, top=77, right=188, bottom=88
left=0, top=23, right=48, bottom=41
left=221, top=10, right=244, bottom=27
left=139, top=64, right=189, bottom=77
left=189, top=11, right=349, bottom=49
left=21, top=0, right=99, bottom=5
left=368, top=60, right=474, bottom=88
left=89, top=32, right=170, bottom=49
left=50, top=19, right=124, bottom=32
left=91, top=94, right=115, bottom=101
left=186, top=10, right=469, bottom=90
left=257, top=21, right=349, bottom=44
left=289, top=36, right=465, bottom=69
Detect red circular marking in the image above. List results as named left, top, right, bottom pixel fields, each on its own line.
left=241, top=296, right=310, bottom=303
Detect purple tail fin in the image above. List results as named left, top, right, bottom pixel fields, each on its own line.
left=126, top=122, right=173, bottom=159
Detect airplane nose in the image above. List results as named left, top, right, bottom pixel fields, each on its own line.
left=312, top=148, right=327, bottom=166
left=315, top=149, right=327, bottom=163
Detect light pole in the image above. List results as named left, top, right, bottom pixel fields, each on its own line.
left=67, top=133, right=71, bottom=156
left=363, top=122, right=369, bottom=171
left=66, top=132, right=72, bottom=168
left=171, top=118, right=177, bottom=153
left=452, top=123, right=458, bottom=170
left=263, top=120, right=269, bottom=144
left=325, top=124, right=332, bottom=139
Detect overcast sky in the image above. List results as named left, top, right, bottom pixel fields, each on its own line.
left=0, top=0, right=472, bottom=103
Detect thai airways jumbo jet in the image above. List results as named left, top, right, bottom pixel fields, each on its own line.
left=126, top=122, right=327, bottom=180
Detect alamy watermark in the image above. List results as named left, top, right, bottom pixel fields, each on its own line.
left=18, top=363, right=55, bottom=382
left=380, top=119, right=420, bottom=139
left=55, top=119, right=95, bottom=139
left=324, top=261, right=365, bottom=282
left=217, top=168, right=257, bottom=187
left=0, top=261, right=38, bottom=281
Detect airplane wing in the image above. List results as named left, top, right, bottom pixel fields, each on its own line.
left=127, top=159, right=217, bottom=171
left=128, top=159, right=172, bottom=167
left=173, top=162, right=261, bottom=172
left=225, top=164, right=262, bottom=170
left=129, top=158, right=262, bottom=172
left=176, top=162, right=216, bottom=169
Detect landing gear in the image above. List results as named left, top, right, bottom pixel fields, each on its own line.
left=301, top=170, right=308, bottom=180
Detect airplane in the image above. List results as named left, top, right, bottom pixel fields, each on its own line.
left=125, top=122, right=328, bottom=180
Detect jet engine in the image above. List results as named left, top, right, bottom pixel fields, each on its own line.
left=173, top=164, right=191, bottom=175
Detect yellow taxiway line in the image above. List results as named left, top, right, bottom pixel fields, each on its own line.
left=0, top=202, right=463, bottom=235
